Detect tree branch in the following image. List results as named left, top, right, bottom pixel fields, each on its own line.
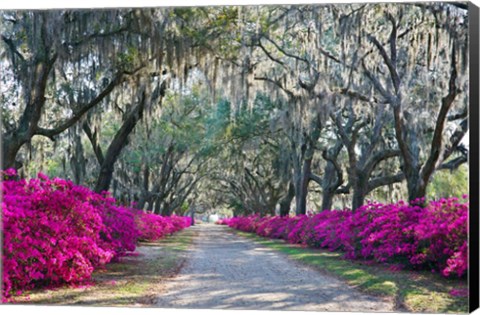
left=438, top=155, right=468, bottom=171
left=36, top=66, right=144, bottom=138
left=367, top=172, right=405, bottom=192
left=1, top=35, right=26, bottom=63
left=321, top=149, right=344, bottom=189
left=421, top=44, right=459, bottom=183
left=448, top=106, right=468, bottom=121
left=443, top=117, right=468, bottom=161
left=65, top=25, right=131, bottom=48
left=364, top=149, right=401, bottom=175
left=362, top=59, right=391, bottom=102
left=367, top=13, right=400, bottom=95
left=82, top=121, right=104, bottom=165
left=309, top=172, right=323, bottom=186
left=262, top=35, right=309, bottom=65
left=335, top=184, right=351, bottom=194
left=257, top=40, right=286, bottom=67
left=338, top=88, right=373, bottom=103
left=254, top=76, right=295, bottom=99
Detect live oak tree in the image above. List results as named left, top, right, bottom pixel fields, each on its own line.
left=0, top=10, right=148, bottom=169
left=355, top=4, right=469, bottom=203
left=77, top=8, right=213, bottom=194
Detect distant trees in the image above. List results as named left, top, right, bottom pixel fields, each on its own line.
left=117, top=87, right=212, bottom=215
left=206, top=96, right=291, bottom=216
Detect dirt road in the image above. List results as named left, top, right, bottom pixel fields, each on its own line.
left=156, top=224, right=393, bottom=311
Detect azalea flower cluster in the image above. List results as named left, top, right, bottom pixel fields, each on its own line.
left=219, top=197, right=468, bottom=278
left=1, top=169, right=191, bottom=300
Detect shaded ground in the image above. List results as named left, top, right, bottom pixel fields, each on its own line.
left=12, top=229, right=196, bottom=306
left=155, top=224, right=393, bottom=311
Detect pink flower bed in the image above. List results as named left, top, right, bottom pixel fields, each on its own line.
left=220, top=197, right=468, bottom=278
left=1, top=169, right=191, bottom=300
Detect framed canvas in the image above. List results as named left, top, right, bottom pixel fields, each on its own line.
left=0, top=0, right=479, bottom=314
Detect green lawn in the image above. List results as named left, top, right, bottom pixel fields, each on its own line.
left=234, top=230, right=468, bottom=313
left=11, top=228, right=197, bottom=307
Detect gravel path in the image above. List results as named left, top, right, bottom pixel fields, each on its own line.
left=156, top=224, right=394, bottom=311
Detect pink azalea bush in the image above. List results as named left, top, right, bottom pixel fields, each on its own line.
left=92, top=194, right=139, bottom=256
left=134, top=212, right=192, bottom=241
left=342, top=201, right=424, bottom=262
left=220, top=196, right=468, bottom=278
left=414, top=197, right=468, bottom=277
left=2, top=169, right=191, bottom=300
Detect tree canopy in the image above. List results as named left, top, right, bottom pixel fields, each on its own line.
left=1, top=3, right=469, bottom=216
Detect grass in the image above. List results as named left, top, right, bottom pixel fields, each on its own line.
left=11, top=228, right=197, bottom=307
left=234, top=230, right=468, bottom=314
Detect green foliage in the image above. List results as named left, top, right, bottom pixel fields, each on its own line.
left=427, top=165, right=469, bottom=200
left=117, top=46, right=140, bottom=71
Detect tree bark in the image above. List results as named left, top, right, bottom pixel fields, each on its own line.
left=2, top=137, right=26, bottom=169
left=279, top=181, right=295, bottom=216
left=94, top=91, right=147, bottom=193
left=351, top=173, right=368, bottom=211
left=154, top=196, right=162, bottom=214
left=406, top=171, right=428, bottom=203
left=70, top=131, right=86, bottom=184
left=294, top=156, right=312, bottom=215
left=2, top=54, right=56, bottom=169
left=318, top=142, right=344, bottom=211
left=321, top=191, right=335, bottom=212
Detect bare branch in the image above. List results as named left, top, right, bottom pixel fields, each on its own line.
left=364, top=149, right=401, bottom=175
left=262, top=35, right=309, bottom=65
left=1, top=35, right=26, bottom=63
left=65, top=26, right=131, bottom=48
left=366, top=31, right=400, bottom=94
left=443, top=118, right=468, bottom=160
left=362, top=59, right=391, bottom=102
left=438, top=155, right=468, bottom=171
left=36, top=66, right=145, bottom=138
left=367, top=173, right=405, bottom=192
left=254, top=76, right=295, bottom=99
left=421, top=44, right=459, bottom=183
left=82, top=121, right=104, bottom=165
left=321, top=149, right=344, bottom=189
left=258, top=40, right=286, bottom=67
left=448, top=107, right=468, bottom=121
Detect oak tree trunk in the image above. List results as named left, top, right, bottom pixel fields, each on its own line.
left=279, top=181, right=295, bottom=216
left=294, top=157, right=312, bottom=215
left=94, top=92, right=146, bottom=193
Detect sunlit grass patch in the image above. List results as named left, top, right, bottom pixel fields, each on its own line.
left=235, top=230, right=468, bottom=313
